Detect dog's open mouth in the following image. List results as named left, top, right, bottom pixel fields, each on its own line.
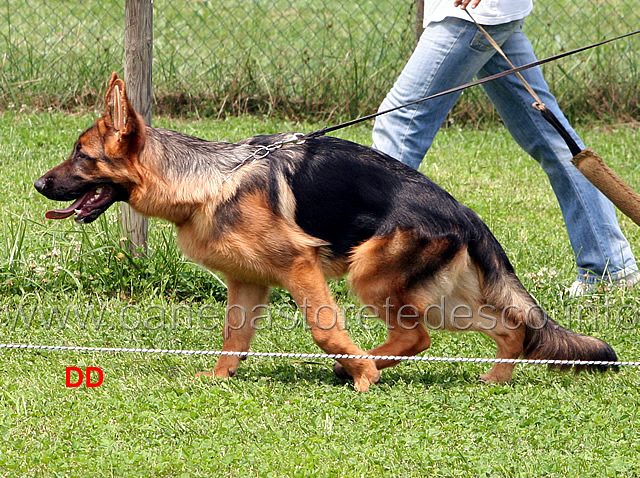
left=45, top=185, right=118, bottom=224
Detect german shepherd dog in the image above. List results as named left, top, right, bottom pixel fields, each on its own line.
left=35, top=73, right=617, bottom=391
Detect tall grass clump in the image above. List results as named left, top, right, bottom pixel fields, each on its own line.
left=0, top=214, right=227, bottom=302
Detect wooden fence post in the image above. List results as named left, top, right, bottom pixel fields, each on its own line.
left=121, top=0, right=153, bottom=256
left=415, top=0, right=424, bottom=45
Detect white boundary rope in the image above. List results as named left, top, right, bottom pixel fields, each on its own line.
left=2, top=343, right=640, bottom=367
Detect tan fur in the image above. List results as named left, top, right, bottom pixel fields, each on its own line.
left=344, top=229, right=533, bottom=382
left=53, top=111, right=544, bottom=387
left=37, top=73, right=616, bottom=391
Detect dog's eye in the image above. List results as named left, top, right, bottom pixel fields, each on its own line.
left=75, top=149, right=95, bottom=162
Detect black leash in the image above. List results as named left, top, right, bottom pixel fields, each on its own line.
left=303, top=29, right=640, bottom=140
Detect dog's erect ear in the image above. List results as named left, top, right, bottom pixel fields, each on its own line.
left=104, top=72, right=137, bottom=136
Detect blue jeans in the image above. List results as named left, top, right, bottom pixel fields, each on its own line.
left=372, top=17, right=637, bottom=283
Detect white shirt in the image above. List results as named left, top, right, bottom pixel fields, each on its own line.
left=424, top=0, right=533, bottom=26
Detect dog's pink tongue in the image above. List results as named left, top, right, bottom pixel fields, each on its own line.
left=45, top=196, right=86, bottom=220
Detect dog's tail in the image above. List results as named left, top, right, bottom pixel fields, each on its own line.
left=521, top=292, right=618, bottom=372
left=494, top=272, right=617, bottom=373
left=469, top=218, right=617, bottom=373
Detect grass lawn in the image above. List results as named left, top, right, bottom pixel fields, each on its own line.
left=1, top=111, right=640, bottom=476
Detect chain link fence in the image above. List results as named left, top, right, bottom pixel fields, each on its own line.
left=1, top=0, right=638, bottom=123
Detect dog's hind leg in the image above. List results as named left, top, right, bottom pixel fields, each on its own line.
left=199, top=279, right=269, bottom=379
left=474, top=275, right=537, bottom=383
left=478, top=321, right=526, bottom=383
left=334, top=311, right=431, bottom=379
left=369, top=315, right=432, bottom=369
left=339, top=231, right=448, bottom=379
left=285, top=252, right=380, bottom=392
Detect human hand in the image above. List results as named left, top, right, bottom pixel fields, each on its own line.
left=453, top=0, right=482, bottom=9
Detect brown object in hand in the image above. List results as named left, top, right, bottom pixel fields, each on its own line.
left=572, top=148, right=640, bottom=228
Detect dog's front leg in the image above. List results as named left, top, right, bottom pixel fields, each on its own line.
left=285, top=254, right=380, bottom=392
left=201, top=279, right=269, bottom=379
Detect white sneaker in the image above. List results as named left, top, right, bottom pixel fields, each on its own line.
left=620, top=270, right=640, bottom=290
left=567, top=270, right=640, bottom=298
left=567, top=280, right=594, bottom=298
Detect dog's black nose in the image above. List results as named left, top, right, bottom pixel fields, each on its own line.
left=34, top=177, right=47, bottom=193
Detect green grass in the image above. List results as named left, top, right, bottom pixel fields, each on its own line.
left=1, top=110, right=640, bottom=476
left=1, top=0, right=638, bottom=121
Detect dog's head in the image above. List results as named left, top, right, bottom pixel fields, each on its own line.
left=34, top=73, right=146, bottom=223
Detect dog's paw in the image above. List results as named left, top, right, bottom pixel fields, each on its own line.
left=210, top=356, right=242, bottom=378
left=353, top=369, right=380, bottom=392
left=195, top=370, right=214, bottom=379
left=478, top=372, right=509, bottom=384
left=196, top=369, right=234, bottom=378
left=211, top=365, right=237, bottom=378
left=335, top=358, right=380, bottom=392
left=194, top=369, right=236, bottom=383
left=351, top=362, right=380, bottom=392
